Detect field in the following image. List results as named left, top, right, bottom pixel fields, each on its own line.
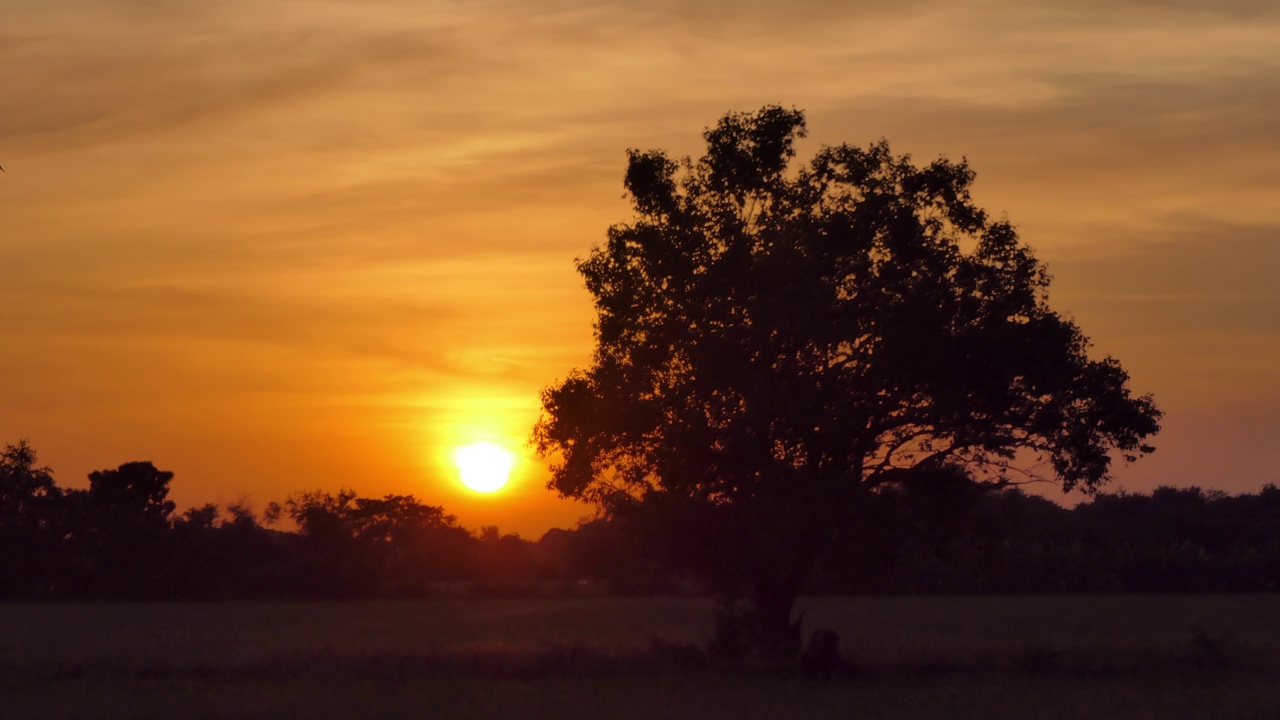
left=2, top=595, right=1278, bottom=719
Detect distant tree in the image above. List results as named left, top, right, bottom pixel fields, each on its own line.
left=70, top=461, right=179, bottom=597
left=267, top=490, right=459, bottom=546
left=168, top=501, right=283, bottom=599
left=266, top=490, right=471, bottom=596
left=560, top=515, right=685, bottom=594
left=0, top=441, right=57, bottom=518
left=87, top=461, right=177, bottom=530
left=533, top=106, right=1162, bottom=656
left=0, top=441, right=62, bottom=597
left=469, top=526, right=537, bottom=593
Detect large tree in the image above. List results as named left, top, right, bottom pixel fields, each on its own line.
left=533, top=107, right=1161, bottom=655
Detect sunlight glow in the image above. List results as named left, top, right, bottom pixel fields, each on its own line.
left=454, top=442, right=514, bottom=493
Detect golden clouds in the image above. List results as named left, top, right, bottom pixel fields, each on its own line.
left=1, top=0, right=1278, bottom=532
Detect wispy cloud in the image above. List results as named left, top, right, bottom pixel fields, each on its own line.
left=2, top=0, right=1277, bottom=529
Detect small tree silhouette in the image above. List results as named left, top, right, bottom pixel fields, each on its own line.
left=0, top=441, right=60, bottom=598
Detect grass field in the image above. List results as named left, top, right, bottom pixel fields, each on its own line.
left=1, top=595, right=1278, bottom=719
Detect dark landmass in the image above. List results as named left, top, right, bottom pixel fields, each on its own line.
left=3, top=440, right=1278, bottom=601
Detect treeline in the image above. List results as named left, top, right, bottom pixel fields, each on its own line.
left=0, top=441, right=556, bottom=599
left=809, top=478, right=1280, bottom=594
left=3, top=440, right=1279, bottom=600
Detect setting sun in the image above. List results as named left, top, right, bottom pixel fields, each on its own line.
left=453, top=442, right=514, bottom=493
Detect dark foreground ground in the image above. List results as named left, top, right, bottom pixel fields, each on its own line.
left=1, top=595, right=1277, bottom=719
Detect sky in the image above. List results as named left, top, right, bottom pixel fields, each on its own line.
left=2, top=0, right=1278, bottom=537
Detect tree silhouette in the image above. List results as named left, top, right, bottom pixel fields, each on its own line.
left=87, top=461, right=177, bottom=529
left=82, top=461, right=179, bottom=597
left=533, top=106, right=1162, bottom=656
left=265, top=490, right=471, bottom=596
left=0, top=441, right=61, bottom=597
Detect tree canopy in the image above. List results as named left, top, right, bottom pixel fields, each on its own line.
left=533, top=106, right=1162, bottom=653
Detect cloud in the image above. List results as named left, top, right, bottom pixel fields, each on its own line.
left=2, top=0, right=1278, bottom=514
left=1038, top=223, right=1280, bottom=413
left=1052, top=223, right=1280, bottom=308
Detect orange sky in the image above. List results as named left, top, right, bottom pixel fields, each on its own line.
left=2, top=0, right=1278, bottom=537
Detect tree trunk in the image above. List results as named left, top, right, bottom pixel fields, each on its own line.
left=751, top=577, right=804, bottom=659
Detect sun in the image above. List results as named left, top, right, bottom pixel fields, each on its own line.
left=453, top=442, right=514, bottom=493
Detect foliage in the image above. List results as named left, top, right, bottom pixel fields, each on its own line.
left=2, top=438, right=1280, bottom=601
left=0, top=440, right=61, bottom=597
left=86, top=461, right=177, bottom=529
left=265, top=490, right=477, bottom=597
left=533, top=107, right=1162, bottom=650
left=0, top=440, right=57, bottom=519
